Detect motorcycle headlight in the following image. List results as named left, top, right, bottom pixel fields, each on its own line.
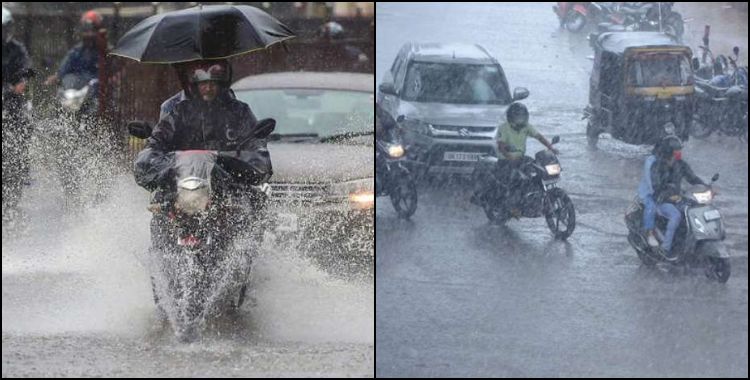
left=60, top=86, right=89, bottom=112
left=387, top=144, right=405, bottom=158
left=331, top=178, right=374, bottom=210
left=175, top=177, right=210, bottom=215
left=693, top=190, right=713, bottom=204
left=545, top=163, right=561, bottom=176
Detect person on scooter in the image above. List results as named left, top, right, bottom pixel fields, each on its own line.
left=471, top=102, right=558, bottom=205
left=650, top=135, right=709, bottom=259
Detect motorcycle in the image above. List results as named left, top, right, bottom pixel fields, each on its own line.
left=42, top=73, right=110, bottom=208
left=472, top=136, right=576, bottom=240
left=592, top=2, right=685, bottom=41
left=691, top=67, right=748, bottom=142
left=553, top=2, right=592, bottom=32
left=129, top=118, right=275, bottom=342
left=2, top=68, right=35, bottom=222
left=625, top=173, right=730, bottom=283
left=376, top=138, right=418, bottom=219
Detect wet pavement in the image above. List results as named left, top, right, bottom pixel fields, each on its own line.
left=2, top=172, right=373, bottom=377
left=376, top=2, right=748, bottom=377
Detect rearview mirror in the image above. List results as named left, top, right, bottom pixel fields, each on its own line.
left=253, top=118, right=276, bottom=139
left=396, top=115, right=405, bottom=123
left=127, top=120, right=152, bottom=139
left=512, top=87, right=530, bottom=101
left=711, top=173, right=719, bottom=182
left=691, top=57, right=700, bottom=71
left=379, top=82, right=397, bottom=95
left=551, top=135, right=560, bottom=145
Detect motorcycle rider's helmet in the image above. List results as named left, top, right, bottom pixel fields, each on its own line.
left=189, top=60, right=231, bottom=85
left=80, top=10, right=103, bottom=33
left=2, top=6, right=13, bottom=44
left=318, top=21, right=344, bottom=40
left=506, top=102, right=529, bottom=130
left=655, top=135, right=682, bottom=160
left=79, top=10, right=103, bottom=44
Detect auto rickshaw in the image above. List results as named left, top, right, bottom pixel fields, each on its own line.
left=584, top=32, right=696, bottom=147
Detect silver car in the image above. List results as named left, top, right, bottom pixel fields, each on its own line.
left=377, top=42, right=529, bottom=175
left=232, top=72, right=373, bottom=263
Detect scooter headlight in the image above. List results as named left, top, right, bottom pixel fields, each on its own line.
left=545, top=163, right=561, bottom=176
left=388, top=144, right=405, bottom=158
left=693, top=190, right=713, bottom=204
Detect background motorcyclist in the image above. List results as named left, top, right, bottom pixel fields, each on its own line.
left=3, top=5, right=34, bottom=219
left=650, top=135, right=708, bottom=258
left=317, top=21, right=369, bottom=70
left=375, top=102, right=399, bottom=143
left=471, top=102, right=558, bottom=205
left=44, top=10, right=104, bottom=88
left=3, top=6, right=32, bottom=95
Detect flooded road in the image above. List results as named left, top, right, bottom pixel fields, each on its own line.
left=376, top=2, right=747, bottom=377
left=3, top=172, right=373, bottom=377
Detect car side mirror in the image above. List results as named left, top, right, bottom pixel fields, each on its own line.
left=253, top=118, right=276, bottom=139
left=711, top=173, right=719, bottom=182
left=127, top=120, right=152, bottom=139
left=396, top=115, right=405, bottom=123
left=691, top=57, right=700, bottom=71
left=551, top=135, right=560, bottom=145
left=512, top=87, right=529, bottom=101
left=379, top=82, right=397, bottom=96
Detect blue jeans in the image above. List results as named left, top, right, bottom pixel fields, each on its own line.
left=656, top=202, right=682, bottom=252
left=642, top=195, right=657, bottom=231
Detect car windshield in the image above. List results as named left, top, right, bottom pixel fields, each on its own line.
left=234, top=88, right=374, bottom=142
left=627, top=54, right=693, bottom=87
left=402, top=62, right=511, bottom=104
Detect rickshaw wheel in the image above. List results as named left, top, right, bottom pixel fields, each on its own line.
left=586, top=122, right=600, bottom=149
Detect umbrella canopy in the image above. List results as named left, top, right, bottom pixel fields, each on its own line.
left=110, top=4, right=295, bottom=64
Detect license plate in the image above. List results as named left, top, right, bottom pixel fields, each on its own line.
left=444, top=152, right=481, bottom=162
left=704, top=209, right=721, bottom=221
left=276, top=213, right=299, bottom=232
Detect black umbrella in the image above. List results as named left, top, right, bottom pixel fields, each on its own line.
left=110, top=4, right=295, bottom=63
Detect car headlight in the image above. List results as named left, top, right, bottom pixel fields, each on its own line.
left=331, top=178, right=374, bottom=210
left=693, top=190, right=713, bottom=204
left=545, top=163, right=561, bottom=176
left=387, top=144, right=404, bottom=158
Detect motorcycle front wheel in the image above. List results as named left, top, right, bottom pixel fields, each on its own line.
left=390, top=178, right=418, bottom=219
left=689, top=116, right=714, bottom=139
left=705, top=257, right=731, bottom=283
left=544, top=188, right=576, bottom=240
left=565, top=11, right=587, bottom=32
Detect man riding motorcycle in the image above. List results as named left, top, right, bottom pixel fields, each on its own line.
left=45, top=10, right=104, bottom=88
left=159, top=59, right=238, bottom=120
left=471, top=102, right=559, bottom=206
left=135, top=60, right=270, bottom=242
left=649, top=135, right=709, bottom=259
left=2, top=6, right=34, bottom=221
